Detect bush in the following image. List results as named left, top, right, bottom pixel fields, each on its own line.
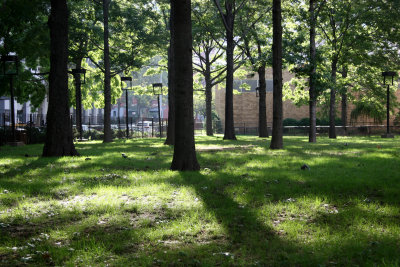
left=283, top=118, right=298, bottom=126
left=72, top=127, right=79, bottom=139
left=26, top=127, right=46, bottom=144
left=319, top=118, right=329, bottom=126
left=83, top=129, right=103, bottom=140
left=298, top=118, right=310, bottom=126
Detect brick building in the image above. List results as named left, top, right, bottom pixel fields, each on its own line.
left=215, top=68, right=400, bottom=130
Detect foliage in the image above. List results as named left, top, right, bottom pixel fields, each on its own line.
left=0, top=0, right=49, bottom=109
left=282, top=118, right=298, bottom=126
left=25, top=126, right=46, bottom=144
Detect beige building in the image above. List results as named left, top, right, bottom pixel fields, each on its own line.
left=214, top=69, right=400, bottom=130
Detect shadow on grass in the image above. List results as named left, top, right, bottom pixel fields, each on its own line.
left=165, top=171, right=305, bottom=265
left=1, top=137, right=400, bottom=265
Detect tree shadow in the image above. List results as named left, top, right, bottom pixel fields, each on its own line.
left=165, top=171, right=303, bottom=265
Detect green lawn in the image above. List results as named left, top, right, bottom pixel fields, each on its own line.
left=0, top=136, right=399, bottom=266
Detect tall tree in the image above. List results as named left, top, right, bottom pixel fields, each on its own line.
left=192, top=1, right=226, bottom=136
left=88, top=0, right=161, bottom=142
left=102, top=0, right=113, bottom=142
left=43, top=0, right=78, bottom=156
left=237, top=1, right=272, bottom=138
left=270, top=0, right=283, bottom=149
left=170, top=0, right=200, bottom=171
left=318, top=0, right=366, bottom=138
left=0, top=0, right=49, bottom=108
left=158, top=3, right=175, bottom=145
left=69, top=0, right=98, bottom=140
left=308, top=0, right=317, bottom=142
left=213, top=0, right=246, bottom=140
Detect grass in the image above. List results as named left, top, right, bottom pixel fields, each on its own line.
left=0, top=135, right=400, bottom=266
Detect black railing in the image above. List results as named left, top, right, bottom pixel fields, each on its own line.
left=2, top=112, right=399, bottom=146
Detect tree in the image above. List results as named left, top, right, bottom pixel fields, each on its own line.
left=0, top=0, right=49, bottom=109
left=170, top=0, right=200, bottom=171
left=88, top=0, right=161, bottom=142
left=42, top=0, right=78, bottom=156
left=237, top=1, right=272, bottom=138
left=102, top=0, right=113, bottom=142
left=318, top=0, right=366, bottom=138
left=212, top=0, right=247, bottom=140
left=308, top=0, right=317, bottom=142
left=192, top=1, right=226, bottom=136
left=156, top=1, right=175, bottom=145
left=69, top=0, right=99, bottom=140
left=270, top=0, right=283, bottom=149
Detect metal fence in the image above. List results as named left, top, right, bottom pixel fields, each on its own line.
left=0, top=112, right=173, bottom=145
left=231, top=122, right=400, bottom=136
left=2, top=112, right=400, bottom=145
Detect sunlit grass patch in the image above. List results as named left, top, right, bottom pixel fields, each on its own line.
left=0, top=136, right=400, bottom=265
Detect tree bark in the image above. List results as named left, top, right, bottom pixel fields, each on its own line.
left=223, top=3, right=237, bottom=140
left=102, top=0, right=113, bottom=143
left=205, top=82, right=213, bottom=136
left=73, top=57, right=83, bottom=140
left=170, top=0, right=200, bottom=171
left=270, top=0, right=283, bottom=149
left=43, top=0, right=78, bottom=157
left=340, top=67, right=347, bottom=136
left=164, top=43, right=175, bottom=145
left=329, top=57, right=337, bottom=139
left=309, top=0, right=317, bottom=143
left=205, top=51, right=213, bottom=136
left=258, top=65, right=268, bottom=137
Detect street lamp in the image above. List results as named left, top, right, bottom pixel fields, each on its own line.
left=152, top=83, right=163, bottom=138
left=255, top=86, right=260, bottom=98
left=69, top=68, right=86, bottom=140
left=381, top=71, right=397, bottom=138
left=1, top=54, right=19, bottom=145
left=121, top=76, right=132, bottom=138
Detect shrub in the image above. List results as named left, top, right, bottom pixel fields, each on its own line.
left=298, top=118, right=310, bottom=126
left=83, top=129, right=103, bottom=140
left=283, top=118, right=298, bottom=126
left=26, top=127, right=46, bottom=144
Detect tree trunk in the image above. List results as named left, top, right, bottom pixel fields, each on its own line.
left=73, top=57, right=83, bottom=140
left=102, top=0, right=112, bottom=143
left=43, top=0, right=78, bottom=157
left=164, top=44, right=175, bottom=145
left=205, top=82, right=213, bottom=136
left=205, top=52, right=213, bottom=136
left=341, top=68, right=348, bottom=135
left=309, top=0, right=317, bottom=143
left=258, top=65, right=268, bottom=137
left=223, top=3, right=236, bottom=140
left=329, top=58, right=337, bottom=139
left=270, top=0, right=283, bottom=149
left=170, top=0, right=200, bottom=171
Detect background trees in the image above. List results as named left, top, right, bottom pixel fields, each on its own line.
left=192, top=1, right=226, bottom=136
left=212, top=0, right=247, bottom=141
left=237, top=0, right=272, bottom=138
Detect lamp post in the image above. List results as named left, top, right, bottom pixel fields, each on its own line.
left=1, top=55, right=19, bottom=145
left=69, top=68, right=86, bottom=140
left=152, top=83, right=163, bottom=138
left=255, top=86, right=260, bottom=98
left=381, top=71, right=397, bottom=138
left=121, top=76, right=132, bottom=138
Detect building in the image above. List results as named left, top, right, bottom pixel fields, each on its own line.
left=214, top=69, right=400, bottom=131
